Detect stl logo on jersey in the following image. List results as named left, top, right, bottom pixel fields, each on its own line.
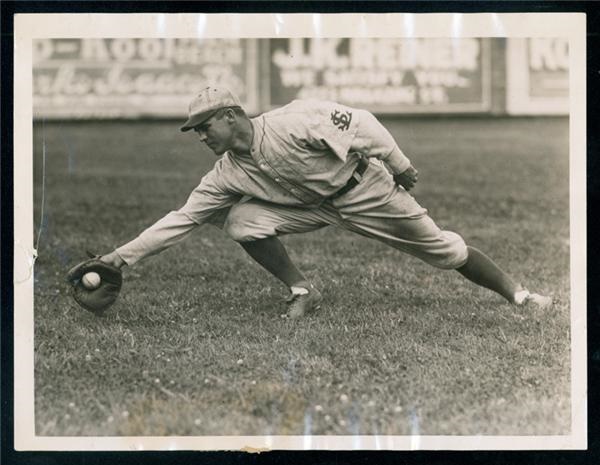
left=330, top=109, right=352, bottom=131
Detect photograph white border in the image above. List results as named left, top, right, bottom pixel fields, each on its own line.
left=13, top=12, right=587, bottom=451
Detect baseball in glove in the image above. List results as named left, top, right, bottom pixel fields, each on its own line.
left=67, top=251, right=123, bottom=314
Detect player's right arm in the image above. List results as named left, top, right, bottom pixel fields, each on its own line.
left=297, top=101, right=419, bottom=191
left=350, top=109, right=419, bottom=191
left=101, top=163, right=239, bottom=267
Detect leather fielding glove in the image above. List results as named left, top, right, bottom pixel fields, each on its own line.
left=66, top=251, right=123, bottom=314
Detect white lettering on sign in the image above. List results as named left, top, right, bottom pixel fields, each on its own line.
left=34, top=65, right=242, bottom=96
left=296, top=86, right=417, bottom=105
left=273, top=38, right=480, bottom=71
left=110, top=39, right=137, bottom=62
left=270, top=38, right=486, bottom=109
left=138, top=39, right=163, bottom=61
left=81, top=39, right=110, bottom=61
left=339, top=86, right=417, bottom=105
left=350, top=38, right=479, bottom=70
left=42, top=39, right=244, bottom=65
left=323, top=69, right=393, bottom=86
left=273, top=38, right=349, bottom=70
left=529, top=38, right=569, bottom=71
left=414, top=71, right=470, bottom=88
left=419, top=86, right=448, bottom=104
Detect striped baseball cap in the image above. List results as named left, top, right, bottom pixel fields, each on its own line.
left=180, top=86, right=242, bottom=132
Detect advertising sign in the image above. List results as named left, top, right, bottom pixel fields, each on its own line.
left=33, top=39, right=259, bottom=118
left=506, top=38, right=569, bottom=115
left=267, top=38, right=491, bottom=113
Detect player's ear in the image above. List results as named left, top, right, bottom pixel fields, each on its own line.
left=224, top=108, right=237, bottom=124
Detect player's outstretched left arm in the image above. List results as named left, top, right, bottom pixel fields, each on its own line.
left=393, top=165, right=419, bottom=191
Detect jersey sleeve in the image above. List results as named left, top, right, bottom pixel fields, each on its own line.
left=300, top=101, right=411, bottom=174
left=299, top=100, right=361, bottom=160
left=116, top=160, right=240, bottom=266
left=349, top=109, right=412, bottom=174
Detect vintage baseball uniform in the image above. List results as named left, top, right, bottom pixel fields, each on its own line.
left=116, top=100, right=467, bottom=269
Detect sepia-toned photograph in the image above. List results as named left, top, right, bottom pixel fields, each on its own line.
left=13, top=13, right=586, bottom=451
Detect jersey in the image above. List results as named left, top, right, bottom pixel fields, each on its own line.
left=116, top=99, right=418, bottom=265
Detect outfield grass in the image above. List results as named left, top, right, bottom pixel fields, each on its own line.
left=33, top=116, right=571, bottom=436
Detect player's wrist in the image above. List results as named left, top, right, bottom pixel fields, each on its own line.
left=384, top=146, right=411, bottom=174
left=101, top=251, right=126, bottom=269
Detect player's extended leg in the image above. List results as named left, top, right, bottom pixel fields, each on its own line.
left=329, top=161, right=551, bottom=307
left=339, top=207, right=551, bottom=307
left=456, top=246, right=551, bottom=306
left=223, top=199, right=340, bottom=317
left=456, top=246, right=525, bottom=304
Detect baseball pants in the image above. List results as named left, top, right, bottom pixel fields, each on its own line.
left=212, top=196, right=468, bottom=270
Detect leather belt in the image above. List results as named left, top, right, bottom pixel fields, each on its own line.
left=330, top=157, right=369, bottom=200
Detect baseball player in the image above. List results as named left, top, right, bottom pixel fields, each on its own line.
left=98, top=86, right=551, bottom=318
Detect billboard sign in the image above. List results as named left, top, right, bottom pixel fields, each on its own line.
left=33, top=39, right=259, bottom=118
left=267, top=38, right=491, bottom=113
left=506, top=38, right=569, bottom=115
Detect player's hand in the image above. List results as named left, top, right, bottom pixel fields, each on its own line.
left=393, top=165, right=419, bottom=191
left=100, top=251, right=126, bottom=269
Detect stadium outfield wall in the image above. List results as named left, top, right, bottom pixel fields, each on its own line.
left=32, top=38, right=568, bottom=119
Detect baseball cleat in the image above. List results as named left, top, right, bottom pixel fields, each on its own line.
left=514, top=289, right=553, bottom=309
left=286, top=285, right=323, bottom=319
left=523, top=292, right=553, bottom=309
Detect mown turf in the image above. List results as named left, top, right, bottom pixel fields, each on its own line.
left=32, top=116, right=570, bottom=436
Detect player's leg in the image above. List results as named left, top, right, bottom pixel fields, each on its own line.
left=343, top=212, right=550, bottom=306
left=223, top=198, right=334, bottom=288
left=456, top=246, right=522, bottom=303
left=209, top=204, right=306, bottom=287
left=222, top=199, right=340, bottom=316
left=331, top=161, right=551, bottom=306
left=239, top=237, right=325, bottom=317
left=239, top=237, right=305, bottom=289
left=336, top=196, right=550, bottom=307
left=456, top=246, right=551, bottom=306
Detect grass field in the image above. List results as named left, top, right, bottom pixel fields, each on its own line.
left=32, top=116, right=571, bottom=437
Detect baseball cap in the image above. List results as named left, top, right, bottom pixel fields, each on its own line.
left=180, top=86, right=242, bottom=132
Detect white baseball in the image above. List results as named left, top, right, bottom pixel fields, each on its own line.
left=82, top=272, right=101, bottom=290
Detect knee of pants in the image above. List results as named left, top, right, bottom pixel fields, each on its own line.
left=223, top=203, right=275, bottom=242
left=427, top=231, right=469, bottom=270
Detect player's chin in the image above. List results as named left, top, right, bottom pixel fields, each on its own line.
left=205, top=143, right=219, bottom=155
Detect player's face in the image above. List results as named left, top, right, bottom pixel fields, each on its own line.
left=193, top=111, right=234, bottom=155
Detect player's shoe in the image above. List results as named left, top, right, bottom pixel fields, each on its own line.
left=286, top=284, right=323, bottom=319
left=514, top=289, right=553, bottom=309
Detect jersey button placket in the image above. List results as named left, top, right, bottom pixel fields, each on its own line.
left=258, top=158, right=277, bottom=183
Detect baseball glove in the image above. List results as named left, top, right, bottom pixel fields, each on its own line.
left=67, top=251, right=123, bottom=314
